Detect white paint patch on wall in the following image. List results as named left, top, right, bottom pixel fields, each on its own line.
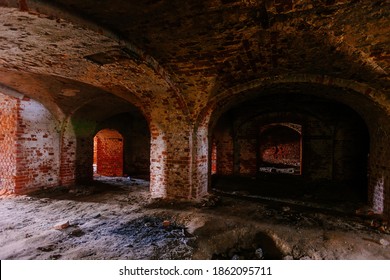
left=19, top=98, right=61, bottom=190
left=150, top=129, right=167, bottom=198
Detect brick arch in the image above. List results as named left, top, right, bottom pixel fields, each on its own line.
left=194, top=75, right=390, bottom=218
left=69, top=93, right=152, bottom=184
left=201, top=74, right=389, bottom=129
left=232, top=111, right=332, bottom=179
left=0, top=70, right=149, bottom=125
left=211, top=16, right=388, bottom=98
left=0, top=6, right=192, bottom=197
left=0, top=2, right=189, bottom=119
left=0, top=79, right=65, bottom=124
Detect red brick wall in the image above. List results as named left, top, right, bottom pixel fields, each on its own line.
left=59, top=120, right=76, bottom=186
left=0, top=92, right=18, bottom=193
left=192, top=125, right=209, bottom=198
left=149, top=120, right=193, bottom=199
left=94, top=129, right=123, bottom=177
left=259, top=125, right=301, bottom=168
left=164, top=127, right=192, bottom=198
left=0, top=93, right=61, bottom=194
left=15, top=97, right=60, bottom=193
left=96, top=113, right=150, bottom=176
left=211, top=141, right=217, bottom=175
left=149, top=123, right=166, bottom=197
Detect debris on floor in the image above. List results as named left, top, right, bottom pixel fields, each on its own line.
left=0, top=177, right=389, bottom=260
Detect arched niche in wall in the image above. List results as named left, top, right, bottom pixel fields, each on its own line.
left=209, top=91, right=371, bottom=206
left=93, top=128, right=124, bottom=177
left=258, top=123, right=302, bottom=176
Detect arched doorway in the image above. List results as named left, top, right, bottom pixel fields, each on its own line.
left=209, top=92, right=370, bottom=206
left=258, top=123, right=302, bottom=176
left=93, top=129, right=124, bottom=177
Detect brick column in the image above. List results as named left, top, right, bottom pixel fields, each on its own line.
left=59, top=119, right=76, bottom=186
left=149, top=121, right=193, bottom=199
left=191, top=125, right=209, bottom=198
left=368, top=126, right=390, bottom=219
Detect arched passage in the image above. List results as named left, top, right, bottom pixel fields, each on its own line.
left=95, top=112, right=151, bottom=179
left=70, top=95, right=151, bottom=185
left=210, top=93, right=370, bottom=205
left=194, top=77, right=388, bottom=216
left=93, top=129, right=124, bottom=177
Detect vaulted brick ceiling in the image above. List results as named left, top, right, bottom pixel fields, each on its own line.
left=0, top=0, right=389, bottom=119
left=42, top=0, right=390, bottom=82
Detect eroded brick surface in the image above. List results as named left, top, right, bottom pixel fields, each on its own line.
left=0, top=1, right=389, bottom=220
left=0, top=92, right=61, bottom=193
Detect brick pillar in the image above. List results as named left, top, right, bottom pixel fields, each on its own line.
left=385, top=179, right=390, bottom=222
left=149, top=121, right=193, bottom=199
left=191, top=125, right=209, bottom=198
left=70, top=118, right=96, bottom=184
left=14, top=97, right=61, bottom=194
left=59, top=120, right=76, bottom=186
left=150, top=123, right=167, bottom=198
left=368, top=126, right=390, bottom=218
left=74, top=136, right=94, bottom=184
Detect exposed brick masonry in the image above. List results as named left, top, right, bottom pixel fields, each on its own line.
left=0, top=92, right=61, bottom=193
left=15, top=97, right=60, bottom=193
left=94, top=129, right=124, bottom=177
left=0, top=2, right=389, bottom=220
left=0, top=92, right=18, bottom=193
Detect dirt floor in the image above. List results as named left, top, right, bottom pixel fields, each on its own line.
left=0, top=176, right=389, bottom=260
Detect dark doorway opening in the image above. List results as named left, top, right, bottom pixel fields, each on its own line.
left=210, top=93, right=370, bottom=211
